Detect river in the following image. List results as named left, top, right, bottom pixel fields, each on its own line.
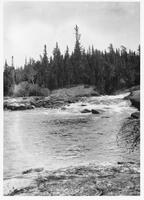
left=4, top=93, right=139, bottom=181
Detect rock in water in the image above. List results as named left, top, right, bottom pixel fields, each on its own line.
left=131, top=112, right=140, bottom=119
left=6, top=102, right=34, bottom=111
left=90, top=91, right=99, bottom=96
left=91, top=109, right=100, bottom=114
left=81, top=104, right=87, bottom=106
left=81, top=109, right=91, bottom=113
left=61, top=106, right=66, bottom=110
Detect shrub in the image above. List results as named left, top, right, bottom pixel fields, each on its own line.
left=39, top=88, right=50, bottom=96
left=13, top=81, right=50, bottom=97
left=28, top=84, right=39, bottom=96
left=29, top=84, right=50, bottom=96
left=13, top=81, right=29, bottom=97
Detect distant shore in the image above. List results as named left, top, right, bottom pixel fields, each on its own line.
left=4, top=85, right=99, bottom=111
left=4, top=84, right=140, bottom=111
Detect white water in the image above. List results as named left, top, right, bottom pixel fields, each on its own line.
left=4, top=92, right=139, bottom=181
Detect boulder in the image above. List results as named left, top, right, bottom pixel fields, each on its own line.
left=81, top=109, right=91, bottom=113
left=26, top=104, right=35, bottom=109
left=22, top=167, right=44, bottom=174
left=4, top=102, right=8, bottom=109
left=131, top=112, right=140, bottom=119
left=6, top=102, right=35, bottom=111
left=34, top=100, right=45, bottom=107
left=90, top=91, right=99, bottom=96
left=129, top=90, right=140, bottom=110
left=61, top=106, right=66, bottom=110
left=14, top=104, right=23, bottom=110
left=91, top=109, right=100, bottom=114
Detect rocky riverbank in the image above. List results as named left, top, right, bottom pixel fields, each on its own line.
left=123, top=88, right=140, bottom=147
left=4, top=85, right=140, bottom=111
left=4, top=162, right=140, bottom=196
left=118, top=86, right=140, bottom=162
left=4, top=96, right=73, bottom=111
left=126, top=90, right=140, bottom=110
left=4, top=85, right=99, bottom=111
left=113, top=85, right=140, bottom=110
left=117, top=117, right=140, bottom=152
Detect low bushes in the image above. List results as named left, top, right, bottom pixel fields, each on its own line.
left=13, top=81, right=50, bottom=97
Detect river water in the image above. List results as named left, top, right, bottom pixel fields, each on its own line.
left=4, top=93, right=139, bottom=180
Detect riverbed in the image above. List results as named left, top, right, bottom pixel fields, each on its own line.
left=4, top=93, right=140, bottom=195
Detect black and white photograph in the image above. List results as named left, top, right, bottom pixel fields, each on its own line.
left=2, top=0, right=142, bottom=197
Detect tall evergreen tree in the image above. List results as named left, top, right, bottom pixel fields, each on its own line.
left=3, top=26, right=140, bottom=96
left=4, top=59, right=15, bottom=96
left=72, top=25, right=82, bottom=83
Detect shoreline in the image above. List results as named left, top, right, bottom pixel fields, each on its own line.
left=4, top=85, right=99, bottom=111
left=4, top=162, right=140, bottom=196
left=3, top=85, right=140, bottom=111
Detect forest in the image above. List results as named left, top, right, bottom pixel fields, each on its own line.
left=4, top=25, right=140, bottom=96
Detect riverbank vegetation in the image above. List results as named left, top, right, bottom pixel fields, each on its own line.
left=4, top=25, right=140, bottom=97
left=4, top=85, right=99, bottom=109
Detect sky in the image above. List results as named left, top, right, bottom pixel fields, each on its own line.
left=4, top=1, right=140, bottom=67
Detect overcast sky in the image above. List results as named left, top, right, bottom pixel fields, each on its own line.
left=4, top=1, right=140, bottom=67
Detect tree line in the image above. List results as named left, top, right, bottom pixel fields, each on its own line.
left=4, top=25, right=140, bottom=96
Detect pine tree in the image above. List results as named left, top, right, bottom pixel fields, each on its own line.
left=64, top=46, right=74, bottom=86
left=3, top=26, right=140, bottom=96
left=4, top=59, right=15, bottom=96
left=72, top=25, right=82, bottom=84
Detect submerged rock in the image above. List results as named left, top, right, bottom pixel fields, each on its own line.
left=81, top=104, right=87, bottom=106
left=101, top=116, right=110, bottom=118
left=22, top=169, right=33, bottom=174
left=61, top=106, right=66, bottom=110
left=22, top=168, right=44, bottom=175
